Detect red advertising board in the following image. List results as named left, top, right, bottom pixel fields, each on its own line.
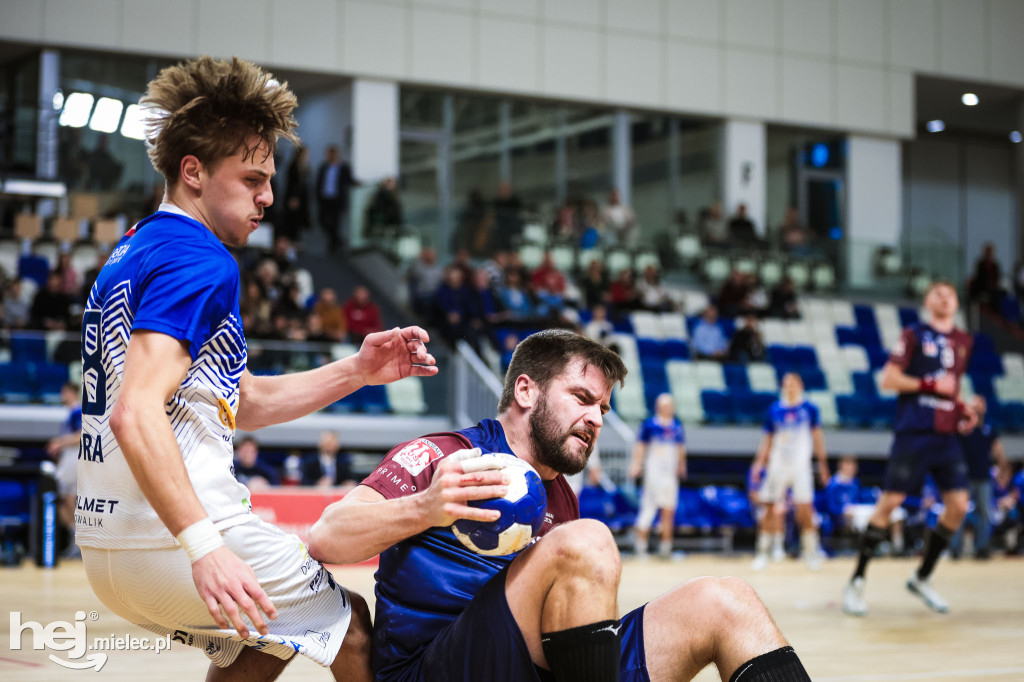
left=249, top=488, right=377, bottom=566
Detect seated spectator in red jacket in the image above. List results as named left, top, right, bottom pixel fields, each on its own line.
left=530, top=252, right=566, bottom=295
left=716, top=270, right=750, bottom=318
left=343, top=285, right=383, bottom=343
left=607, top=268, right=639, bottom=315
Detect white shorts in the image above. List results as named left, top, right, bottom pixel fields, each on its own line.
left=81, top=518, right=352, bottom=668
left=760, top=464, right=813, bottom=505
left=56, top=448, right=78, bottom=498
left=636, top=478, right=679, bottom=531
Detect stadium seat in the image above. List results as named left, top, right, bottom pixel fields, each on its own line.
left=522, top=223, right=547, bottom=245
left=0, top=240, right=19, bottom=280
left=17, top=255, right=49, bottom=288
left=747, top=363, right=779, bottom=393
left=32, top=241, right=59, bottom=268
left=700, top=485, right=755, bottom=528
left=519, top=244, right=544, bottom=269
left=786, top=262, right=810, bottom=290
left=701, top=391, right=733, bottom=423
left=722, top=364, right=749, bottom=392
left=733, top=256, right=756, bottom=274
left=732, top=391, right=776, bottom=424
left=682, top=290, right=710, bottom=316
left=806, top=391, right=838, bottom=427
left=969, top=335, right=1003, bottom=375
left=840, top=346, right=870, bottom=373
left=10, top=335, right=47, bottom=363
left=702, top=256, right=730, bottom=285
left=693, top=361, right=726, bottom=391
left=663, top=339, right=689, bottom=360
left=812, top=263, right=835, bottom=290
left=1003, top=353, right=1024, bottom=379
left=760, top=259, right=783, bottom=288
left=606, top=249, right=632, bottom=275
left=35, top=362, right=70, bottom=403
left=761, top=319, right=788, bottom=346
left=634, top=250, right=660, bottom=272
left=675, top=235, right=701, bottom=265
left=577, top=248, right=602, bottom=271
left=550, top=244, right=574, bottom=271
left=386, top=377, right=428, bottom=415
left=631, top=311, right=663, bottom=340
left=659, top=312, right=688, bottom=340
left=829, top=300, right=856, bottom=327
left=898, top=306, right=920, bottom=327
left=0, top=363, right=35, bottom=402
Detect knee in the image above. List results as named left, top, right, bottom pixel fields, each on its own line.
left=946, top=497, right=969, bottom=523
left=543, top=519, right=621, bottom=586
left=687, top=576, right=764, bottom=627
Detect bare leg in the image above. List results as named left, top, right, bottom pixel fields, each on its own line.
left=505, top=519, right=621, bottom=668
left=643, top=576, right=789, bottom=681
left=206, top=648, right=293, bottom=682
left=659, top=508, right=675, bottom=552
left=330, top=591, right=373, bottom=682
left=869, top=491, right=907, bottom=529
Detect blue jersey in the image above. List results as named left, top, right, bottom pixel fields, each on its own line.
left=959, top=423, right=998, bottom=481
left=362, top=419, right=578, bottom=681
left=763, top=399, right=820, bottom=467
left=66, top=405, right=82, bottom=435
left=76, top=208, right=251, bottom=550
left=824, top=474, right=859, bottom=517
left=637, top=416, right=685, bottom=447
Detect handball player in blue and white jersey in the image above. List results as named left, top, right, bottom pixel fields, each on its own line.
left=76, top=56, right=437, bottom=681
left=750, top=373, right=830, bottom=571
left=311, top=330, right=813, bottom=682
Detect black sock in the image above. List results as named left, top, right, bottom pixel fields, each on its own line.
left=917, top=522, right=955, bottom=580
left=541, top=620, right=620, bottom=682
left=852, top=524, right=887, bottom=580
left=730, top=646, right=811, bottom=682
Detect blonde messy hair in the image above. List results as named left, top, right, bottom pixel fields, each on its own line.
left=141, top=56, right=298, bottom=184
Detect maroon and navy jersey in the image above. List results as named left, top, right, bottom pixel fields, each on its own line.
left=361, top=419, right=578, bottom=680
left=889, top=322, right=972, bottom=434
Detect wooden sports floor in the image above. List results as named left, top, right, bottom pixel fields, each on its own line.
left=3, top=554, right=1022, bottom=681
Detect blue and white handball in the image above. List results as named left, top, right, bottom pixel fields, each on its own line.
left=452, top=453, right=548, bottom=556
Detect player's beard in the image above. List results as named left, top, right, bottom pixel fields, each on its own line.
left=528, top=392, right=595, bottom=476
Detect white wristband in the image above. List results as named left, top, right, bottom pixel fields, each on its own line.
left=176, top=518, right=224, bottom=564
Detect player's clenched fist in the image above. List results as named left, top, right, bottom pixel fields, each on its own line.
left=421, top=448, right=509, bottom=527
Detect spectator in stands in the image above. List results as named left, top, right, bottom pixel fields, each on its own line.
left=534, top=270, right=573, bottom=327
left=87, top=135, right=123, bottom=191
left=316, top=144, right=357, bottom=252
left=254, top=257, right=283, bottom=305
left=451, top=248, right=475, bottom=286
left=583, top=303, right=619, bottom=355
left=729, top=314, right=766, bottom=363
left=551, top=202, right=579, bottom=243
left=481, top=250, right=510, bottom=288
left=530, top=252, right=566, bottom=295
left=728, top=203, right=764, bottom=249
left=305, top=313, right=334, bottom=344
left=240, top=278, right=273, bottom=338
left=969, top=243, right=1002, bottom=312
left=492, top=181, right=523, bottom=252
left=434, top=265, right=474, bottom=349
left=31, top=272, right=72, bottom=330
left=467, top=268, right=504, bottom=351
left=699, top=202, right=728, bottom=247
left=282, top=144, right=311, bottom=242
left=580, top=259, right=609, bottom=310
left=53, top=252, right=80, bottom=297
left=744, top=273, right=768, bottom=316
left=779, top=207, right=814, bottom=255
left=268, top=235, right=297, bottom=278
left=407, top=246, right=444, bottom=319
left=343, top=285, right=384, bottom=344
left=607, top=268, right=639, bottom=315
left=81, top=247, right=109, bottom=300
left=308, top=287, right=345, bottom=341
left=637, top=265, right=673, bottom=312
left=691, top=305, right=730, bottom=361
left=716, top=270, right=751, bottom=318
left=824, top=456, right=862, bottom=534
left=498, top=269, right=535, bottom=322
left=232, top=436, right=280, bottom=490
left=767, top=277, right=800, bottom=319
left=602, top=187, right=637, bottom=247
left=455, top=189, right=493, bottom=256
left=995, top=463, right=1024, bottom=554
left=364, top=177, right=404, bottom=239
left=505, top=250, right=530, bottom=286
left=952, top=396, right=1008, bottom=560
left=295, top=430, right=356, bottom=490
left=2, top=279, right=30, bottom=329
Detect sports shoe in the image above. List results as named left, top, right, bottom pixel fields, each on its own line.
left=906, top=574, right=949, bottom=614
left=843, top=577, right=868, bottom=616
left=751, top=554, right=769, bottom=571
left=804, top=551, right=822, bottom=572
left=771, top=546, right=786, bottom=562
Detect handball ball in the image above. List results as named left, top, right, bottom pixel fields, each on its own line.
left=452, top=453, right=547, bottom=556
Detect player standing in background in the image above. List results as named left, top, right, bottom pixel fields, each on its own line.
left=749, top=373, right=830, bottom=571
left=628, top=393, right=687, bottom=559
left=951, top=396, right=1007, bottom=559
left=844, top=281, right=976, bottom=617
left=310, top=331, right=813, bottom=682
left=76, top=56, right=437, bottom=681
left=47, top=381, right=82, bottom=558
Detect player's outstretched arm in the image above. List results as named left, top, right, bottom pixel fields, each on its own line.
left=110, top=331, right=275, bottom=639
left=308, top=449, right=507, bottom=565
left=236, top=326, right=437, bottom=431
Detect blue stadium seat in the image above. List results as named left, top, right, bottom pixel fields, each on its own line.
left=722, top=364, right=749, bottom=392
left=732, top=391, right=776, bottom=424
left=836, top=395, right=872, bottom=428
left=852, top=372, right=878, bottom=399
left=35, top=362, right=70, bottom=403
left=636, top=338, right=662, bottom=360
left=798, top=367, right=827, bottom=391
left=358, top=385, right=390, bottom=414
left=969, top=334, right=1003, bottom=375
left=864, top=345, right=889, bottom=370
left=700, top=485, right=755, bottom=528
left=853, top=305, right=881, bottom=346
left=835, top=327, right=864, bottom=347
left=790, top=346, right=819, bottom=369
left=17, top=255, right=50, bottom=288
left=10, top=336, right=47, bottom=363
left=766, top=345, right=793, bottom=370
left=663, top=339, right=688, bottom=360
left=701, top=390, right=733, bottom=424
left=675, top=488, right=715, bottom=529
left=0, top=363, right=35, bottom=402
left=898, top=307, right=920, bottom=327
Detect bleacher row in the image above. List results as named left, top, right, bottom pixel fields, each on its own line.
left=606, top=294, right=1024, bottom=432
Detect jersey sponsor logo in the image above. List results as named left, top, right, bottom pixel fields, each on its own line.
left=392, top=439, right=445, bottom=475
left=923, top=340, right=938, bottom=357
left=75, top=495, right=119, bottom=514
left=304, top=629, right=331, bottom=649
left=106, top=243, right=130, bottom=265
left=78, top=433, right=104, bottom=462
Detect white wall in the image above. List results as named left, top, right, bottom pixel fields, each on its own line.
left=847, top=135, right=902, bottom=287
left=5, top=0, right=1024, bottom=139
left=293, top=84, right=353, bottom=174
left=721, top=120, right=766, bottom=233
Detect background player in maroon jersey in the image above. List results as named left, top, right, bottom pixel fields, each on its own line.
left=310, top=330, right=811, bottom=682
left=843, top=282, right=977, bottom=616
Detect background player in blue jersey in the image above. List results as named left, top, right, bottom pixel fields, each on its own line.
left=77, top=57, right=438, bottom=682
left=844, top=281, right=977, bottom=617
left=48, top=381, right=83, bottom=556
left=628, top=393, right=687, bottom=559
left=750, top=373, right=829, bottom=571
left=950, top=396, right=1008, bottom=559
left=311, top=330, right=812, bottom=682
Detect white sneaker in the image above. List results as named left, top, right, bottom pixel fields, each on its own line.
left=843, top=577, right=868, bottom=616
left=771, top=546, right=786, bottom=562
left=804, top=551, right=822, bottom=572
left=752, top=554, right=769, bottom=571
left=906, top=574, right=949, bottom=614
left=658, top=540, right=673, bottom=559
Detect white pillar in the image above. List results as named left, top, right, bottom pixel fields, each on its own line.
left=846, top=135, right=902, bottom=288
left=612, top=110, right=631, bottom=206
left=1016, top=104, right=1024, bottom=265
left=720, top=119, right=766, bottom=234
left=37, top=49, right=60, bottom=180
left=350, top=79, right=398, bottom=183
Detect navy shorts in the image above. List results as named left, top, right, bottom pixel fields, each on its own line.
left=884, top=432, right=969, bottom=494
left=383, top=566, right=649, bottom=682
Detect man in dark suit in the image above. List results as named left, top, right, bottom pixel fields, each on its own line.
left=316, top=145, right=357, bottom=252
left=300, top=430, right=355, bottom=488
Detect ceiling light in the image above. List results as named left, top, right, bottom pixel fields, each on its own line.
left=926, top=120, right=945, bottom=133
left=88, top=97, right=124, bottom=134
left=58, top=92, right=94, bottom=128
left=119, top=104, right=148, bottom=140
left=1011, top=131, right=1023, bottom=144
left=961, top=93, right=979, bottom=106
left=52, top=89, right=64, bottom=111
